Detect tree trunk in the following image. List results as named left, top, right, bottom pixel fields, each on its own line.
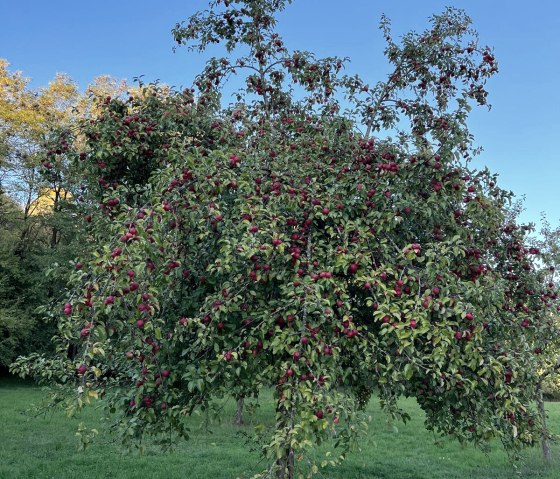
left=50, top=187, right=61, bottom=249
left=276, top=447, right=295, bottom=479
left=536, top=383, right=552, bottom=462
left=234, top=396, right=244, bottom=425
left=275, top=386, right=295, bottom=479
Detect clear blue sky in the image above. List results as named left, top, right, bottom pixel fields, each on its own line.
left=1, top=0, right=558, bottom=229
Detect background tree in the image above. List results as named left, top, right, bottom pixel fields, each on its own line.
left=0, top=61, right=128, bottom=370
left=0, top=60, right=79, bottom=370
left=12, top=2, right=560, bottom=478
left=526, top=218, right=560, bottom=460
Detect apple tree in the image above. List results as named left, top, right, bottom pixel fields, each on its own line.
left=12, top=1, right=560, bottom=477
left=525, top=218, right=560, bottom=460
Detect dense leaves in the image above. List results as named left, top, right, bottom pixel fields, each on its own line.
left=11, top=2, right=560, bottom=477
left=0, top=61, right=81, bottom=370
left=0, top=62, right=130, bottom=370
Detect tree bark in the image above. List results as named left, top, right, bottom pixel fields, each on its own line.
left=234, top=396, right=244, bottom=425
left=536, top=383, right=552, bottom=462
left=276, top=447, right=294, bottom=479
left=275, top=386, right=295, bottom=479
left=50, top=187, right=61, bottom=249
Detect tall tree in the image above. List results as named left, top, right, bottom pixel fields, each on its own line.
left=0, top=60, right=80, bottom=369
left=13, top=2, right=559, bottom=477
left=528, top=218, right=560, bottom=460
left=0, top=61, right=128, bottom=370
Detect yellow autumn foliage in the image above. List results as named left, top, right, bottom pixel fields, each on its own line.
left=0, top=59, right=79, bottom=141
left=28, top=187, right=72, bottom=216
left=1, top=59, right=129, bottom=213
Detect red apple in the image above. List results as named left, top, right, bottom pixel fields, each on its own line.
left=348, top=263, right=359, bottom=275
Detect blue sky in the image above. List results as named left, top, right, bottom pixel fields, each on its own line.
left=1, top=0, right=558, bottom=229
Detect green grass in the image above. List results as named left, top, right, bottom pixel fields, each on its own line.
left=1, top=376, right=559, bottom=479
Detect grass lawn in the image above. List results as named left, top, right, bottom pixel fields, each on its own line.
left=1, top=376, right=559, bottom=479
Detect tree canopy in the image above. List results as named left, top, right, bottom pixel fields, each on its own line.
left=11, top=2, right=560, bottom=477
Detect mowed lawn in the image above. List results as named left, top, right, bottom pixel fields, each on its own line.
left=1, top=377, right=559, bottom=479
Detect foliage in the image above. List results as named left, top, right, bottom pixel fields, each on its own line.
left=0, top=60, right=79, bottom=369
left=530, top=219, right=560, bottom=399
left=11, top=2, right=560, bottom=477
left=0, top=196, right=36, bottom=367
left=0, top=61, right=126, bottom=370
left=0, top=59, right=78, bottom=204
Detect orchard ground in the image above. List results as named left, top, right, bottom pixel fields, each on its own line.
left=1, top=377, right=558, bottom=479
